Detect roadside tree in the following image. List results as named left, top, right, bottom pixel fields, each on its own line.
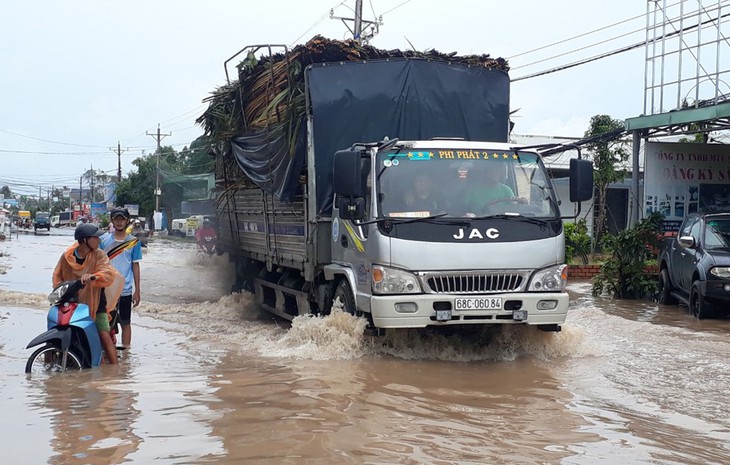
left=584, top=114, right=629, bottom=251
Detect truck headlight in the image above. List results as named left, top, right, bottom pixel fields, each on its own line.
left=528, top=264, right=568, bottom=292
left=372, top=265, right=421, bottom=294
left=710, top=267, right=730, bottom=278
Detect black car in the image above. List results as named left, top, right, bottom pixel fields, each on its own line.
left=658, top=212, right=730, bottom=318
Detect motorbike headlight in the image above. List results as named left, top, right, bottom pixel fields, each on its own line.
left=48, top=283, right=70, bottom=305
left=372, top=265, right=421, bottom=294
left=710, top=267, right=730, bottom=278
left=528, top=264, right=568, bottom=292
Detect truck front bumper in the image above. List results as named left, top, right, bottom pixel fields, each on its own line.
left=369, top=292, right=569, bottom=329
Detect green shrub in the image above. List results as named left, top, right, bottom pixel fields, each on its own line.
left=592, top=212, right=663, bottom=299
left=565, top=219, right=591, bottom=265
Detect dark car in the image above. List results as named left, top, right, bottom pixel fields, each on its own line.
left=658, top=212, right=730, bottom=318
left=33, top=212, right=51, bottom=231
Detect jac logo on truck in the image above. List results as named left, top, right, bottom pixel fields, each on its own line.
left=453, top=227, right=500, bottom=240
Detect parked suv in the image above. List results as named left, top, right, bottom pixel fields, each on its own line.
left=33, top=212, right=51, bottom=231
left=657, top=212, right=730, bottom=319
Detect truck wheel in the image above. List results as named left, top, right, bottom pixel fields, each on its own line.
left=657, top=269, right=677, bottom=305
left=690, top=282, right=715, bottom=320
left=333, top=279, right=357, bottom=316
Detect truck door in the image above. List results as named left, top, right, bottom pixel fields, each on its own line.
left=331, top=155, right=372, bottom=298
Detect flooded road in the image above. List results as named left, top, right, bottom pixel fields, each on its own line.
left=2, top=230, right=730, bottom=464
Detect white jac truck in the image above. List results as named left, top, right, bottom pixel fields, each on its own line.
left=50, top=211, right=73, bottom=228
left=205, top=39, right=593, bottom=333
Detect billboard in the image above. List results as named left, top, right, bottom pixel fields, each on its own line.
left=644, top=142, right=730, bottom=231
left=124, top=204, right=139, bottom=216
left=105, top=182, right=117, bottom=203
left=90, top=202, right=107, bottom=220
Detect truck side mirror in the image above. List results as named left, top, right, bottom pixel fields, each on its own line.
left=333, top=150, right=364, bottom=198
left=569, top=159, right=594, bottom=203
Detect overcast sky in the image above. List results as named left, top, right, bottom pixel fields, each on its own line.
left=0, top=0, right=651, bottom=196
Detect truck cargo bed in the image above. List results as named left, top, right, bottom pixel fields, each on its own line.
left=218, top=188, right=308, bottom=270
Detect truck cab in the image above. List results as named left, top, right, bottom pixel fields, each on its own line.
left=330, top=139, right=592, bottom=330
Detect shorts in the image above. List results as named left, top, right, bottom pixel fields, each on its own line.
left=95, top=312, right=111, bottom=332
left=116, top=295, right=133, bottom=325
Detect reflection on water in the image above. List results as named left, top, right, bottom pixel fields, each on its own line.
left=26, top=368, right=142, bottom=465
left=202, top=356, right=595, bottom=465
left=12, top=311, right=226, bottom=465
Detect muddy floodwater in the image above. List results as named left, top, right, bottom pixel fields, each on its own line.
left=1, top=229, right=730, bottom=464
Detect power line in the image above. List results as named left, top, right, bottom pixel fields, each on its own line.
left=157, top=104, right=208, bottom=126
left=290, top=1, right=348, bottom=46
left=380, top=0, right=412, bottom=16
left=510, top=25, right=644, bottom=71
left=0, top=128, right=109, bottom=148
left=0, top=149, right=108, bottom=155
left=507, top=5, right=668, bottom=60
left=512, top=9, right=730, bottom=82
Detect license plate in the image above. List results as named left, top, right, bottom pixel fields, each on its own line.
left=454, top=297, right=502, bottom=310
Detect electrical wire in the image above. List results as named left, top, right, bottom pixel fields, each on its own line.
left=0, top=128, right=109, bottom=149
left=380, top=0, right=412, bottom=16
left=513, top=9, right=730, bottom=82
left=289, top=1, right=348, bottom=46
left=510, top=25, right=645, bottom=71
left=507, top=3, right=680, bottom=60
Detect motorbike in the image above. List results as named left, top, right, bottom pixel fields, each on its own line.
left=25, top=278, right=103, bottom=374
left=133, top=228, right=148, bottom=248
left=198, top=235, right=217, bottom=256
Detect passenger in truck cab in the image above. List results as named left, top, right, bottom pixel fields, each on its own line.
left=463, top=162, right=526, bottom=215
left=402, top=170, right=439, bottom=212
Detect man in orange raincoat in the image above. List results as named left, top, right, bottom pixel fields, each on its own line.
left=53, top=223, right=124, bottom=364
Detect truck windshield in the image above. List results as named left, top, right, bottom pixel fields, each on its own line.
left=376, top=148, right=559, bottom=218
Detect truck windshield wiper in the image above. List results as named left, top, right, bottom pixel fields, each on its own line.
left=471, top=213, right=551, bottom=226
left=365, top=212, right=469, bottom=226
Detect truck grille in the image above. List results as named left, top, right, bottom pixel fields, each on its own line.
left=421, top=272, right=528, bottom=294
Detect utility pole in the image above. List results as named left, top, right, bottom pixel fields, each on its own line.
left=354, top=0, right=363, bottom=40
left=330, top=0, right=382, bottom=44
left=90, top=164, right=95, bottom=204
left=110, top=141, right=128, bottom=182
left=147, top=124, right=171, bottom=212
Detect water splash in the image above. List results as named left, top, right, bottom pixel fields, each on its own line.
left=0, top=289, right=47, bottom=308
left=273, top=309, right=371, bottom=360
left=2, top=282, right=595, bottom=363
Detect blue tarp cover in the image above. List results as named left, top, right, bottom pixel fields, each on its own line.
left=230, top=59, right=510, bottom=214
